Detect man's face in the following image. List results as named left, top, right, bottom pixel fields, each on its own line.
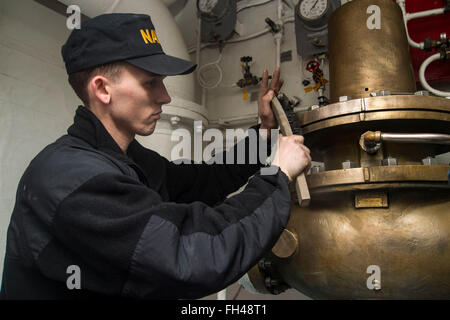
left=107, top=63, right=171, bottom=137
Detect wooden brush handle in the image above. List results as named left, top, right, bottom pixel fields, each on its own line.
left=270, top=96, right=311, bottom=207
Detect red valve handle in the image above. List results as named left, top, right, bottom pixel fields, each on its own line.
left=306, top=60, right=320, bottom=73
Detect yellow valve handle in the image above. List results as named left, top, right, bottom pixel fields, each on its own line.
left=304, top=78, right=328, bottom=93
left=304, top=83, right=321, bottom=93
left=304, top=86, right=314, bottom=93
left=243, top=88, right=248, bottom=100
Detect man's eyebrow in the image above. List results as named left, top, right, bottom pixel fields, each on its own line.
left=142, top=74, right=165, bottom=82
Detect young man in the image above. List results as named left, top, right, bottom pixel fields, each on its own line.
left=0, top=13, right=310, bottom=299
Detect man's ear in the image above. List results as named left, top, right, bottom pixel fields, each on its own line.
left=89, top=75, right=111, bottom=105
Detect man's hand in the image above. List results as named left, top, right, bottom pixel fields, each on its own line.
left=258, top=67, right=284, bottom=132
left=271, top=134, right=311, bottom=182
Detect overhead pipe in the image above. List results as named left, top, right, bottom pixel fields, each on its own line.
left=187, top=17, right=295, bottom=54
left=105, top=0, right=121, bottom=13
left=237, top=0, right=273, bottom=13
left=275, top=0, right=283, bottom=68
left=195, top=15, right=207, bottom=107
left=396, top=0, right=447, bottom=50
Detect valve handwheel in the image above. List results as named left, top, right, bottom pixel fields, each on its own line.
left=306, top=60, right=320, bottom=73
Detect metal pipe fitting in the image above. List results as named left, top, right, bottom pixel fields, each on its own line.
left=360, top=131, right=450, bottom=153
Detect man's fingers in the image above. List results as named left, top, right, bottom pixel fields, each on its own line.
left=275, top=79, right=284, bottom=93
left=301, top=144, right=310, bottom=155
left=269, top=67, right=281, bottom=91
left=291, top=136, right=311, bottom=161
left=300, top=144, right=312, bottom=161
left=288, top=135, right=305, bottom=146
left=260, top=95, right=274, bottom=118
left=262, top=89, right=274, bottom=102
left=292, top=135, right=304, bottom=144
left=260, top=68, right=283, bottom=99
left=260, top=69, right=268, bottom=96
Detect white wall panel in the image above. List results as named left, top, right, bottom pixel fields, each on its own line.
left=0, top=0, right=80, bottom=283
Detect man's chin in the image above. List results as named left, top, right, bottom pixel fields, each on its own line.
left=136, top=127, right=156, bottom=137
left=135, top=125, right=155, bottom=137
left=134, top=120, right=159, bottom=136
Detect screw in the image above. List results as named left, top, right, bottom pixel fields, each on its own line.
left=311, top=166, right=321, bottom=174
left=415, top=90, right=430, bottom=96
left=258, top=260, right=272, bottom=271
left=422, top=156, right=435, bottom=166
left=265, top=277, right=280, bottom=288
left=310, top=162, right=325, bottom=174
left=339, top=96, right=352, bottom=102
left=342, top=160, right=359, bottom=169
left=382, top=157, right=397, bottom=166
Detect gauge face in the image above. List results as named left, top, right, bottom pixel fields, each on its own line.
left=197, top=0, right=219, bottom=14
left=299, top=0, right=328, bottom=20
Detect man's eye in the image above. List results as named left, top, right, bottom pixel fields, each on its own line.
left=146, top=79, right=161, bottom=87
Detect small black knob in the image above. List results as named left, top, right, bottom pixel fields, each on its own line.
left=265, top=18, right=280, bottom=33
left=240, top=56, right=252, bottom=63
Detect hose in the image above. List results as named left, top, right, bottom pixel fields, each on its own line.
left=397, top=0, right=446, bottom=50
left=419, top=53, right=450, bottom=97
left=197, top=53, right=223, bottom=89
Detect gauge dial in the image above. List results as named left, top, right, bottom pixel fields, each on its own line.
left=197, top=0, right=219, bottom=14
left=299, top=0, right=329, bottom=20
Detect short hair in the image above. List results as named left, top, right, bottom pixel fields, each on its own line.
left=68, top=61, right=127, bottom=107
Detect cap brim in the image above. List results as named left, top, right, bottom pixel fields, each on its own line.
left=126, top=54, right=196, bottom=76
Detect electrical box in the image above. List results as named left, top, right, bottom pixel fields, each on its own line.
left=197, top=0, right=237, bottom=43
left=294, top=0, right=341, bottom=56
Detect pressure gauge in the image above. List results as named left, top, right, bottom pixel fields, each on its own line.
left=298, top=0, right=329, bottom=21
left=197, top=0, right=219, bottom=14
left=294, top=0, right=340, bottom=55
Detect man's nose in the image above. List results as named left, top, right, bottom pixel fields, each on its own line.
left=158, top=83, right=171, bottom=105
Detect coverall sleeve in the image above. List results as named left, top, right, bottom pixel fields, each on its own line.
left=53, top=168, right=291, bottom=299
left=164, top=125, right=274, bottom=206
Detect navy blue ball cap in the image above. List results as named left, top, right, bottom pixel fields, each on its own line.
left=62, top=13, right=196, bottom=76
